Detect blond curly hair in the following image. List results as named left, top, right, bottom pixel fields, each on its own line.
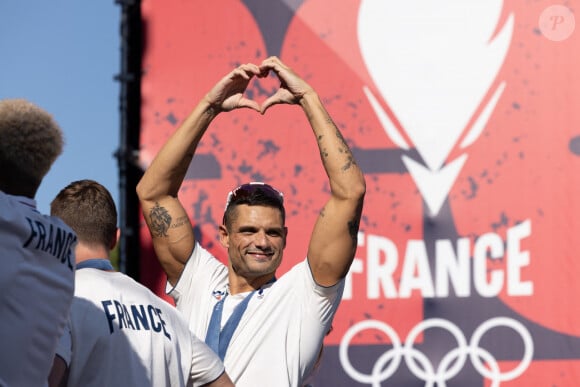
left=0, top=98, right=64, bottom=195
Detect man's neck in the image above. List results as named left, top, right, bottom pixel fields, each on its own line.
left=75, top=243, right=111, bottom=265
left=227, top=273, right=276, bottom=295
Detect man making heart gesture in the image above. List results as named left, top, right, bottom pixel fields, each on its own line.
left=137, top=56, right=366, bottom=387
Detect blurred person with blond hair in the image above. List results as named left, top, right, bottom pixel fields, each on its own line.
left=0, top=98, right=76, bottom=386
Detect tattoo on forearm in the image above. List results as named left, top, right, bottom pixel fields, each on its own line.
left=322, top=108, right=333, bottom=125
left=149, top=203, right=172, bottom=238
left=316, top=134, right=328, bottom=158
left=315, top=107, right=358, bottom=170
left=342, top=155, right=355, bottom=171
left=334, top=126, right=359, bottom=171
left=335, top=127, right=349, bottom=149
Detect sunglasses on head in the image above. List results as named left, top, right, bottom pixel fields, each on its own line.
left=224, top=182, right=284, bottom=211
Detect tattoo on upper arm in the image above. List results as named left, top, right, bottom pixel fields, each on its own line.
left=347, top=199, right=364, bottom=245
left=149, top=203, right=172, bottom=238
left=348, top=218, right=360, bottom=246
left=173, top=216, right=190, bottom=229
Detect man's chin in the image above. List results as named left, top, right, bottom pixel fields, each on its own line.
left=248, top=261, right=279, bottom=276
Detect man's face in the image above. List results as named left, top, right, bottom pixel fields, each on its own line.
left=219, top=204, right=287, bottom=279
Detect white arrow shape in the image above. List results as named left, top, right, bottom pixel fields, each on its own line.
left=403, top=154, right=467, bottom=216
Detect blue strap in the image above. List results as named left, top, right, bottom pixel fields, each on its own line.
left=205, top=296, right=224, bottom=355
left=218, top=291, right=256, bottom=360
left=205, top=291, right=256, bottom=361
left=205, top=277, right=277, bottom=360
left=76, top=258, right=114, bottom=271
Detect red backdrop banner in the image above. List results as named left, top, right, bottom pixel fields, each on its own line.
left=139, top=1, right=580, bottom=385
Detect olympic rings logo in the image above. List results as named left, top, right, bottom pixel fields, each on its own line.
left=339, top=317, right=534, bottom=387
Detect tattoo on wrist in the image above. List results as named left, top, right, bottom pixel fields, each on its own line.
left=205, top=105, right=219, bottom=116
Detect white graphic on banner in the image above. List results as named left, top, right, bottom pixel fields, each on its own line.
left=339, top=317, right=533, bottom=387
left=358, top=0, right=514, bottom=215
left=344, top=220, right=533, bottom=300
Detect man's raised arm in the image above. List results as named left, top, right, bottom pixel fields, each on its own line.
left=260, top=57, right=366, bottom=287
left=136, top=64, right=262, bottom=285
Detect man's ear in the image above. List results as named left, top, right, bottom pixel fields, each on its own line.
left=110, top=227, right=120, bottom=250
left=283, top=226, right=288, bottom=248
left=218, top=224, right=229, bottom=248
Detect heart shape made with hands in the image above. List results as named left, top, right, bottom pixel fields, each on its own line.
left=211, top=58, right=309, bottom=113
left=242, top=72, right=292, bottom=113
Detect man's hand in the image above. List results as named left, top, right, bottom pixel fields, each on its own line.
left=259, top=56, right=315, bottom=114
left=204, top=63, right=262, bottom=113
left=203, top=58, right=315, bottom=115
